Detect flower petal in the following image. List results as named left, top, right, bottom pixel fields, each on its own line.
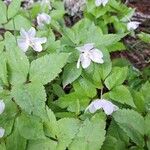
left=0, top=100, right=5, bottom=114
left=0, top=127, right=5, bottom=138
left=95, top=0, right=102, bottom=6
left=28, top=27, right=36, bottom=37
left=33, top=37, right=47, bottom=44
left=76, top=43, right=94, bottom=52
left=80, top=54, right=91, bottom=69
left=85, top=99, right=118, bottom=115
left=83, top=43, right=94, bottom=51
left=20, top=28, right=28, bottom=37
left=102, top=0, right=109, bottom=6
left=89, top=49, right=104, bottom=64
left=127, top=21, right=140, bottom=31
left=17, top=38, right=29, bottom=52
left=32, top=43, right=43, bottom=52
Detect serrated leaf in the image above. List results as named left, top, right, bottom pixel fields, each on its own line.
left=107, top=120, right=129, bottom=144
left=0, top=52, right=8, bottom=86
left=104, top=67, right=128, bottom=90
left=6, top=124, right=27, bottom=150
left=145, top=114, right=150, bottom=136
left=0, top=1, right=7, bottom=24
left=101, top=136, right=126, bottom=150
left=141, top=81, right=150, bottom=109
left=113, top=109, right=145, bottom=146
left=62, top=63, right=82, bottom=88
left=109, top=85, right=135, bottom=107
left=27, top=138, right=57, bottom=150
left=56, top=118, right=81, bottom=150
left=11, top=82, right=46, bottom=119
left=29, top=53, right=68, bottom=85
left=131, top=90, right=145, bottom=113
left=4, top=32, right=29, bottom=85
left=44, top=107, right=59, bottom=137
left=7, top=0, right=21, bottom=19
left=95, top=34, right=126, bottom=47
left=73, top=77, right=97, bottom=98
left=69, top=113, right=106, bottom=150
left=16, top=113, right=45, bottom=140
left=55, top=92, right=90, bottom=113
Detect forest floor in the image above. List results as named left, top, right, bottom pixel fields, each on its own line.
left=112, top=0, right=150, bottom=69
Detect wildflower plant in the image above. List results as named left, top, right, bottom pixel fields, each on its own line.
left=0, top=0, right=149, bottom=150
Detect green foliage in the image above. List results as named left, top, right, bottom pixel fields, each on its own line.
left=62, top=63, right=82, bottom=88
left=11, top=82, right=46, bottom=119
left=29, top=53, right=69, bottom=85
left=7, top=0, right=21, bottom=19
left=0, top=0, right=149, bottom=149
left=113, top=109, right=145, bottom=147
left=16, top=113, right=45, bottom=140
left=108, top=85, right=135, bottom=107
left=104, top=67, right=128, bottom=90
left=138, top=32, right=150, bottom=43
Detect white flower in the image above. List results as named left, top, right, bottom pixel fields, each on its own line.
left=95, top=0, right=109, bottom=7
left=37, top=13, right=51, bottom=28
left=4, top=0, right=12, bottom=5
left=17, top=27, right=47, bottom=52
left=0, top=127, right=5, bottom=138
left=85, top=99, right=118, bottom=115
left=40, top=0, right=52, bottom=10
left=127, top=21, right=140, bottom=31
left=76, top=43, right=104, bottom=69
left=0, top=100, right=5, bottom=114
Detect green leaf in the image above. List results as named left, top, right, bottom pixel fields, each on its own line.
left=0, top=142, right=6, bottom=150
left=0, top=52, right=8, bottom=86
left=141, top=81, right=150, bottom=110
left=107, top=120, right=129, bottom=144
left=145, top=113, right=150, bottom=136
left=16, top=113, right=45, bottom=140
left=27, top=138, right=57, bottom=150
left=113, top=109, right=145, bottom=147
left=73, top=77, right=97, bottom=98
left=6, top=124, right=27, bottom=150
left=44, top=107, right=59, bottom=137
left=0, top=1, right=7, bottom=24
left=101, top=136, right=126, bottom=150
left=7, top=0, right=21, bottom=19
left=0, top=97, right=18, bottom=137
left=5, top=15, right=31, bottom=30
left=4, top=32, right=29, bottom=84
left=55, top=92, right=90, bottom=113
left=95, top=34, right=126, bottom=47
left=62, top=63, right=82, bottom=88
left=131, top=90, right=145, bottom=113
left=138, top=32, right=150, bottom=43
left=69, top=113, right=106, bottom=150
left=82, top=48, right=111, bottom=88
left=109, top=85, right=135, bottom=107
left=56, top=118, right=81, bottom=150
left=104, top=67, right=128, bottom=90
left=11, top=82, right=46, bottom=119
left=29, top=53, right=68, bottom=85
